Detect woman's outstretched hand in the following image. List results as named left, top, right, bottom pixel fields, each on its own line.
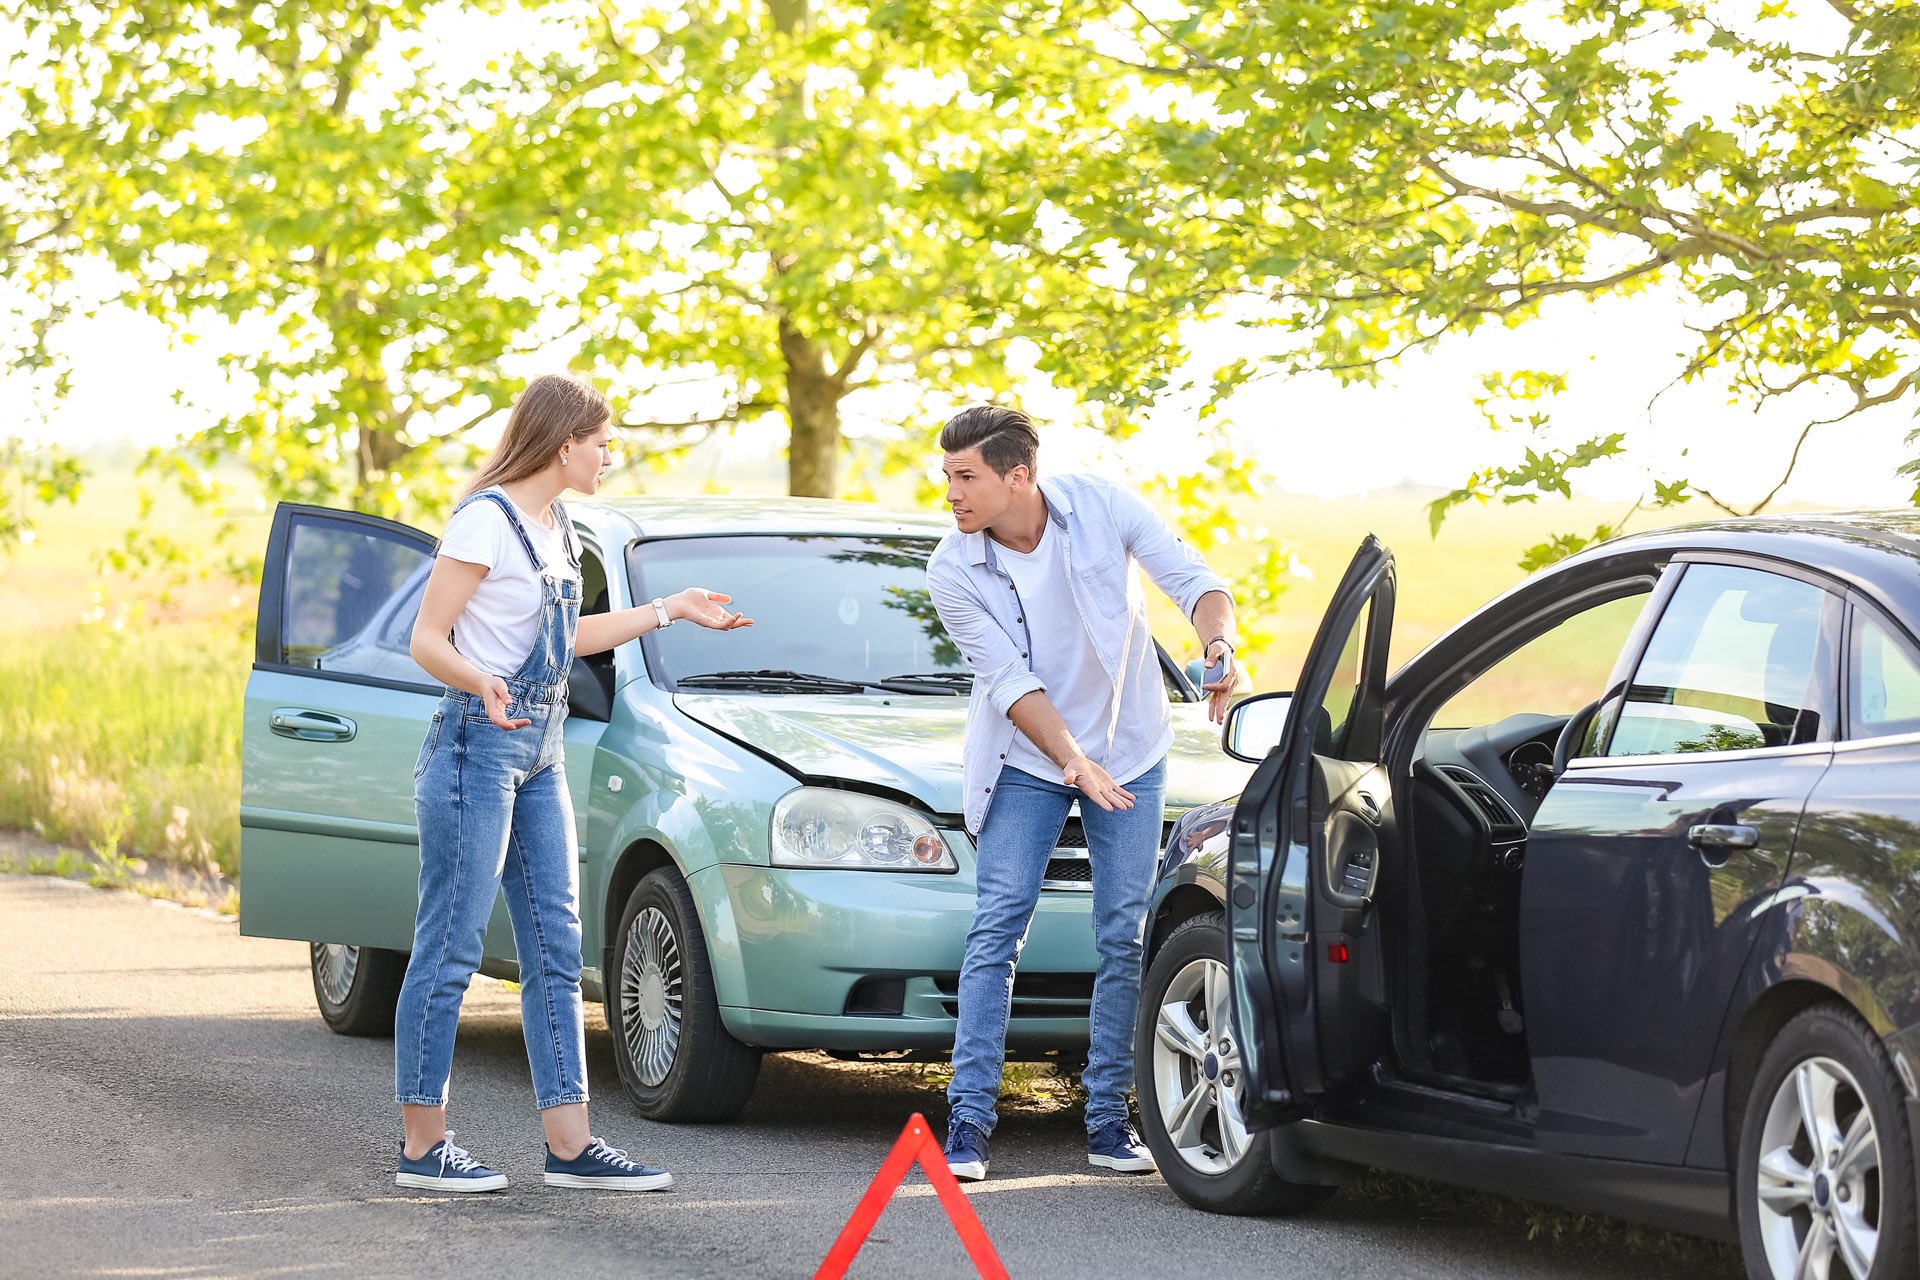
left=670, top=587, right=753, bottom=631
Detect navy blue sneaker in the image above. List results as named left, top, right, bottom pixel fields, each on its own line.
left=395, top=1133, right=508, bottom=1193
left=1087, top=1120, right=1156, bottom=1173
left=944, top=1118, right=989, bottom=1182
left=544, top=1137, right=674, bottom=1191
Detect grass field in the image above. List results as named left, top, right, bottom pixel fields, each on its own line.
left=0, top=456, right=1773, bottom=876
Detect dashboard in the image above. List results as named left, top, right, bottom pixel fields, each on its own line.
left=1412, top=713, right=1571, bottom=880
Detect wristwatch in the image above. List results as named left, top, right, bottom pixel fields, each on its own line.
left=650, top=596, right=675, bottom=629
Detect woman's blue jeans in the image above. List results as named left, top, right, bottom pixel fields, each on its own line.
left=946, top=759, right=1167, bottom=1136
left=395, top=690, right=588, bottom=1111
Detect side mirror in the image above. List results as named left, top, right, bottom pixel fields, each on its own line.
left=1223, top=692, right=1292, bottom=763
left=568, top=656, right=614, bottom=723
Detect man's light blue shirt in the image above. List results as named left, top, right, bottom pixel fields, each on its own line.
left=926, top=472, right=1232, bottom=834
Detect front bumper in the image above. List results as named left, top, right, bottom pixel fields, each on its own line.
left=691, top=850, right=1099, bottom=1052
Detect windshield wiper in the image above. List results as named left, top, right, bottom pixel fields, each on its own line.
left=879, top=671, right=974, bottom=688
left=676, top=669, right=868, bottom=694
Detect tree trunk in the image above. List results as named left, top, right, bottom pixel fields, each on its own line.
left=765, top=1, right=837, bottom=497
left=781, top=317, right=841, bottom=498
left=352, top=375, right=409, bottom=510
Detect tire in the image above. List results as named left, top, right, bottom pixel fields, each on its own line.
left=606, top=869, right=761, bottom=1122
left=1134, top=911, right=1337, bottom=1215
left=1736, top=1004, right=1919, bottom=1280
left=310, top=942, right=405, bottom=1037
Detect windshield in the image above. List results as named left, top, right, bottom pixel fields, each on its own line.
left=628, top=534, right=967, bottom=690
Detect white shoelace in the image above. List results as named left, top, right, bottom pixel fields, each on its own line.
left=436, top=1132, right=485, bottom=1176
left=584, top=1137, right=638, bottom=1171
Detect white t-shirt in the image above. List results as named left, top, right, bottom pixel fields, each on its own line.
left=995, top=522, right=1116, bottom=780
left=437, top=490, right=580, bottom=679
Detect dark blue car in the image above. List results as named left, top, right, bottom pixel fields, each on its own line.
left=1136, top=514, right=1920, bottom=1280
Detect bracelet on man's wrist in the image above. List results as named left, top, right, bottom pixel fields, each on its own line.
left=1207, top=635, right=1236, bottom=655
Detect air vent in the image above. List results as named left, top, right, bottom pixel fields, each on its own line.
left=1437, top=766, right=1524, bottom=832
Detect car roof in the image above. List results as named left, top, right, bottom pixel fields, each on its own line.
left=1563, top=508, right=1920, bottom=618
left=571, top=495, right=953, bottom=542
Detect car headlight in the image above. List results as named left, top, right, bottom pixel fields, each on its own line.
left=770, top=788, right=957, bottom=872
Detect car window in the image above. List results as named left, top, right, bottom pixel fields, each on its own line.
left=1310, top=598, right=1372, bottom=758
left=1606, top=564, right=1826, bottom=756
left=283, top=518, right=434, bottom=686
left=1432, top=590, right=1651, bottom=729
left=1849, top=610, right=1920, bottom=738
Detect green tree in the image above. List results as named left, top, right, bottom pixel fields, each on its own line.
left=0, top=22, right=85, bottom=552
left=444, top=0, right=1220, bottom=498
left=6, top=0, right=546, bottom=522
left=3, top=0, right=1223, bottom=505
left=1004, top=0, right=1919, bottom=564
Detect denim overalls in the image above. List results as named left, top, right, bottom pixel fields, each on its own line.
left=395, top=488, right=589, bottom=1111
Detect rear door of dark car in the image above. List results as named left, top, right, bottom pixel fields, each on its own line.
left=1778, top=601, right=1920, bottom=1078
left=1521, top=557, right=1841, bottom=1163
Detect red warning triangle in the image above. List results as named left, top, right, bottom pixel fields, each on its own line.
left=814, top=1112, right=1010, bottom=1279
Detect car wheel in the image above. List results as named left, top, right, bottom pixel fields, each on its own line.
left=310, top=942, right=405, bottom=1036
left=607, top=869, right=761, bottom=1123
left=1736, top=1004, right=1919, bottom=1280
left=1135, top=911, right=1337, bottom=1215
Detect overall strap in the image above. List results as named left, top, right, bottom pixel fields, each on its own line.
left=551, top=499, right=581, bottom=572
left=454, top=488, right=544, bottom=574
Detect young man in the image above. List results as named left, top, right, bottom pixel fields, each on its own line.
left=926, top=404, right=1240, bottom=1181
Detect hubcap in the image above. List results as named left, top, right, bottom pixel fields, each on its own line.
left=312, top=943, right=359, bottom=1007
left=1151, top=954, right=1252, bottom=1176
left=620, top=906, right=683, bottom=1087
left=1754, top=1054, right=1881, bottom=1280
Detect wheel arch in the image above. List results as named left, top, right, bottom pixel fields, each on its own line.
left=602, top=839, right=684, bottom=979
left=1723, top=979, right=1864, bottom=1168
left=1149, top=882, right=1227, bottom=962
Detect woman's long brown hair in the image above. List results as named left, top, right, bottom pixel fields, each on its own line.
left=460, top=373, right=611, bottom=500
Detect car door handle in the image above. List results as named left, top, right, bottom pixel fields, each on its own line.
left=269, top=709, right=357, bottom=742
left=1689, top=823, right=1759, bottom=852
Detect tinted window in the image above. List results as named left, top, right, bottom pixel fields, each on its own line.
left=1607, top=565, right=1825, bottom=756
left=629, top=535, right=967, bottom=687
left=283, top=519, right=433, bottom=686
left=1850, top=611, right=1920, bottom=738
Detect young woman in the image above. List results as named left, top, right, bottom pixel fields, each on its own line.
left=396, top=372, right=749, bottom=1193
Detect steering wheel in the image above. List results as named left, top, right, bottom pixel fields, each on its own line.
left=1552, top=698, right=1604, bottom=780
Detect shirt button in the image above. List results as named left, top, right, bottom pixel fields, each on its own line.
left=1020, top=652, right=1028, bottom=658
left=999, top=753, right=1006, bottom=760
left=1016, top=616, right=1024, bottom=623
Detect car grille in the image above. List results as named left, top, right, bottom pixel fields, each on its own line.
left=1039, top=817, right=1174, bottom=890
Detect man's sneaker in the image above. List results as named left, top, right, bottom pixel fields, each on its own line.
left=395, top=1133, right=508, bottom=1193
left=943, top=1119, right=990, bottom=1182
left=1087, top=1120, right=1157, bottom=1173
left=544, top=1137, right=674, bottom=1191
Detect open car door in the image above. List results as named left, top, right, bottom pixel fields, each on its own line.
left=1226, top=536, right=1397, bottom=1128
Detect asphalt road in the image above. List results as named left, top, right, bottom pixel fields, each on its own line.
left=0, top=875, right=1742, bottom=1279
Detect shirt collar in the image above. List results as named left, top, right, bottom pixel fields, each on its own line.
left=964, top=477, right=1071, bottom=567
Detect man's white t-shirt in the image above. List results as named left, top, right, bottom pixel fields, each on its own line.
left=994, top=521, right=1115, bottom=781
left=437, top=490, right=580, bottom=679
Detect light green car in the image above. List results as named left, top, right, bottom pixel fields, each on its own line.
left=240, top=496, right=1254, bottom=1121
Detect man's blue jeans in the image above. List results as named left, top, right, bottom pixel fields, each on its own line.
left=947, top=759, right=1167, bottom=1136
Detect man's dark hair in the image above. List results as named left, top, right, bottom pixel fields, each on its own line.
left=939, top=404, right=1039, bottom=478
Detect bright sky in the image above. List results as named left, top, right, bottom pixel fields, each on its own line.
left=3, top=0, right=1911, bottom=509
